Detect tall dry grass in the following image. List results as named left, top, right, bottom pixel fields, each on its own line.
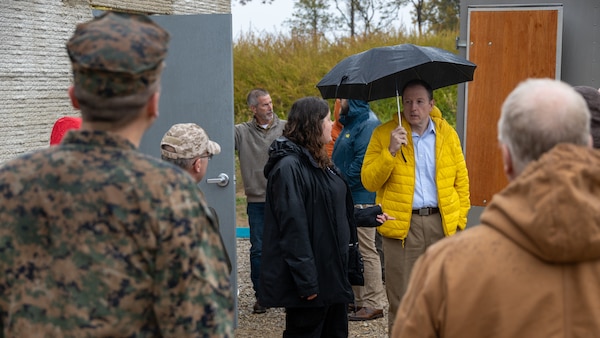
left=234, top=29, right=461, bottom=126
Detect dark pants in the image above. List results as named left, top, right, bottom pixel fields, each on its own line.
left=247, top=202, right=265, bottom=298
left=284, top=303, right=348, bottom=338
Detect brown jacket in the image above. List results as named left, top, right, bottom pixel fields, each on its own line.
left=393, top=144, right=600, bottom=338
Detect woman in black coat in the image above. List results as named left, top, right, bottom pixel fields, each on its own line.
left=260, top=96, right=374, bottom=337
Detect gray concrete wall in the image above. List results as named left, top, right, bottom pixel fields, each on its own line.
left=0, top=0, right=230, bottom=163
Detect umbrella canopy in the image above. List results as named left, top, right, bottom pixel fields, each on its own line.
left=317, top=43, right=477, bottom=101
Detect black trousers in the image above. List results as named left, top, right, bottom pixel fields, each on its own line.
left=284, top=303, right=348, bottom=338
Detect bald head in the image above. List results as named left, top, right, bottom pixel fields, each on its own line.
left=498, top=78, right=591, bottom=177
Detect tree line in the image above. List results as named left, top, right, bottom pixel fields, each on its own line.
left=238, top=0, right=459, bottom=39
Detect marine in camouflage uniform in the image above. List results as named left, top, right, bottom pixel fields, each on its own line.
left=0, top=12, right=233, bottom=337
left=160, top=123, right=232, bottom=272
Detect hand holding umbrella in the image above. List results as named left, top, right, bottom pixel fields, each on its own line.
left=390, top=124, right=408, bottom=162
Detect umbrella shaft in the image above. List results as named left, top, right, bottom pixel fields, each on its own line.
left=396, top=95, right=402, bottom=124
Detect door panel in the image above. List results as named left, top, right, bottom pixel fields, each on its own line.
left=465, top=7, right=561, bottom=206
left=138, top=14, right=237, bottom=318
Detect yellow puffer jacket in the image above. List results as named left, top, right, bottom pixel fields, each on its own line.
left=361, top=107, right=470, bottom=240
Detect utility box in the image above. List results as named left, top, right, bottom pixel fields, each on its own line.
left=456, top=1, right=599, bottom=225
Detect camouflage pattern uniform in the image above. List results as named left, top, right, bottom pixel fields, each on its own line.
left=0, top=12, right=233, bottom=337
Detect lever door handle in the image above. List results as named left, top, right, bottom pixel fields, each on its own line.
left=206, top=173, right=229, bottom=187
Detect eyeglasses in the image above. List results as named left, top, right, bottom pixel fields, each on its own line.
left=199, top=153, right=213, bottom=160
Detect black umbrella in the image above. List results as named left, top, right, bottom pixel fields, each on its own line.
left=317, top=43, right=477, bottom=102
left=317, top=43, right=477, bottom=125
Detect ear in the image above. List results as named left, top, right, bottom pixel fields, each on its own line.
left=147, top=92, right=160, bottom=119
left=500, top=143, right=515, bottom=181
left=68, top=86, right=80, bottom=109
left=193, top=158, right=202, bottom=173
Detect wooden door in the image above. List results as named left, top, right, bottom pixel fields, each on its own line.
left=465, top=6, right=562, bottom=206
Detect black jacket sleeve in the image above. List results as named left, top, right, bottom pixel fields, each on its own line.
left=353, top=205, right=382, bottom=227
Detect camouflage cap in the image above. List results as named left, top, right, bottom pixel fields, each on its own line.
left=161, top=123, right=221, bottom=160
left=66, top=12, right=170, bottom=97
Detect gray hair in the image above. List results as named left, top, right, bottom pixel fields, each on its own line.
left=246, top=88, right=270, bottom=107
left=160, top=145, right=196, bottom=170
left=498, top=78, right=590, bottom=174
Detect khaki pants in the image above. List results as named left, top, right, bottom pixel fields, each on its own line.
left=384, top=213, right=444, bottom=334
left=351, top=227, right=387, bottom=309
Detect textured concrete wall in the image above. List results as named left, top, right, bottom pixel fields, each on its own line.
left=0, top=0, right=230, bottom=163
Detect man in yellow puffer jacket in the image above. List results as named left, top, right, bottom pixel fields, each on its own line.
left=361, top=79, right=470, bottom=333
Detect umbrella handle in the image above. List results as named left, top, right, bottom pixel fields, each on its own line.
left=395, top=91, right=407, bottom=162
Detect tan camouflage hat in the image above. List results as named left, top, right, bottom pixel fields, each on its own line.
left=161, top=123, right=221, bottom=160
left=66, top=12, right=170, bottom=97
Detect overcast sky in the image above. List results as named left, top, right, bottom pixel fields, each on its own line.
left=231, top=1, right=412, bottom=40
left=231, top=1, right=296, bottom=38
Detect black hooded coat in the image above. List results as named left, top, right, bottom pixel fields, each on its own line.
left=259, top=137, right=359, bottom=308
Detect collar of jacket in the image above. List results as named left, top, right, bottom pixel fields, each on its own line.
left=252, top=114, right=280, bottom=130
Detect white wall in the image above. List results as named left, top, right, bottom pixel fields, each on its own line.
left=0, top=0, right=230, bottom=163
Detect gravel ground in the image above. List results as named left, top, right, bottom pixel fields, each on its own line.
left=234, top=238, right=389, bottom=337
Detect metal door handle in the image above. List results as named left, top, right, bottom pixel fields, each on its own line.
left=206, top=173, right=229, bottom=187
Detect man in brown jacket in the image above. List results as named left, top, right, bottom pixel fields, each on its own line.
left=392, top=78, right=600, bottom=337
